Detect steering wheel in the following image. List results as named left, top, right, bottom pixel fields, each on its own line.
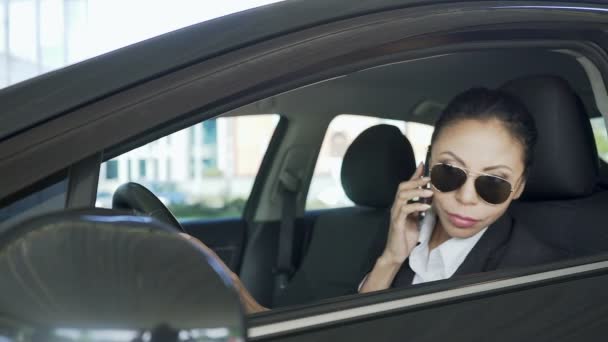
left=112, top=182, right=185, bottom=232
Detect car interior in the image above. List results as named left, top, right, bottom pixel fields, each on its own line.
left=85, top=47, right=608, bottom=312
left=2, top=44, right=607, bottom=320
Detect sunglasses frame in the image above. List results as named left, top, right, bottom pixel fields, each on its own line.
left=430, top=162, right=517, bottom=205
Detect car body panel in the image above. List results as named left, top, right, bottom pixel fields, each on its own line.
left=1, top=1, right=608, bottom=341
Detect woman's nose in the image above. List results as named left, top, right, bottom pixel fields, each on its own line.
left=455, top=176, right=479, bottom=205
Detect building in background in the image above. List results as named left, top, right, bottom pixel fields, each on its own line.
left=97, top=115, right=280, bottom=208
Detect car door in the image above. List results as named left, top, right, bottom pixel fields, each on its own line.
left=1, top=1, right=608, bottom=340
left=247, top=255, right=608, bottom=341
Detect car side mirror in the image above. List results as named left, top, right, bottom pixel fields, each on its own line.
left=0, top=209, right=246, bottom=342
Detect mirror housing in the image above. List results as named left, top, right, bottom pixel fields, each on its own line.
left=0, top=209, right=246, bottom=342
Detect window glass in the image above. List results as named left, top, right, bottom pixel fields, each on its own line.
left=306, top=114, right=433, bottom=210
left=97, top=115, right=279, bottom=220
left=591, top=117, right=608, bottom=162
left=0, top=0, right=285, bottom=89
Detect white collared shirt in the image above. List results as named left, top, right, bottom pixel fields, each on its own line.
left=358, top=208, right=488, bottom=291
left=409, top=208, right=487, bottom=284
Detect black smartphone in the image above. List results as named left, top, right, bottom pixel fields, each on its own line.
left=418, top=145, right=432, bottom=221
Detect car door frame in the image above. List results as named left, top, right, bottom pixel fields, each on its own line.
left=2, top=2, right=608, bottom=338
left=41, top=3, right=608, bottom=309
left=3, top=1, right=608, bottom=205
left=247, top=253, right=608, bottom=341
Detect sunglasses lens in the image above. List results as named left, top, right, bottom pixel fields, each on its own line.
left=431, top=164, right=467, bottom=192
left=475, top=175, right=512, bottom=204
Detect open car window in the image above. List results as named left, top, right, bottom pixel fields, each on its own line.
left=306, top=115, right=433, bottom=210
left=97, top=114, right=279, bottom=220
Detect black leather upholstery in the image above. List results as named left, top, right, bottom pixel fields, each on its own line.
left=274, top=125, right=416, bottom=307
left=501, top=75, right=599, bottom=200
left=113, top=182, right=184, bottom=232
left=342, top=124, right=417, bottom=208
left=501, top=76, right=608, bottom=257
left=0, top=208, right=244, bottom=337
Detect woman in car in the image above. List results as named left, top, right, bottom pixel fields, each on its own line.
left=186, top=87, right=563, bottom=312
left=359, top=87, right=562, bottom=292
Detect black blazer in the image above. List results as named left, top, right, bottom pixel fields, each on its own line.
left=392, top=212, right=565, bottom=287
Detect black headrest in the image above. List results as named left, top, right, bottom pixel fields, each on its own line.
left=341, top=124, right=417, bottom=208
left=0, top=208, right=244, bottom=338
left=501, top=75, right=598, bottom=200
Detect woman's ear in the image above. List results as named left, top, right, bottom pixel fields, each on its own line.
left=513, top=178, right=526, bottom=200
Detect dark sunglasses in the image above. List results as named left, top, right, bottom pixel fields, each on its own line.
left=430, top=163, right=515, bottom=205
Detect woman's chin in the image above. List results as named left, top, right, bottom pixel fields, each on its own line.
left=442, top=221, right=487, bottom=239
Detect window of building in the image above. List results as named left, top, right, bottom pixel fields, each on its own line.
left=139, top=159, right=147, bottom=178
left=105, top=160, right=118, bottom=180
left=306, top=114, right=434, bottom=210
left=202, top=119, right=218, bottom=145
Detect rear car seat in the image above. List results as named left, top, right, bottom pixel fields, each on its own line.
left=274, top=124, right=417, bottom=307
left=502, top=75, right=608, bottom=258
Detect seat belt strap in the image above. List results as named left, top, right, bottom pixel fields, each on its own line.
left=274, top=170, right=300, bottom=297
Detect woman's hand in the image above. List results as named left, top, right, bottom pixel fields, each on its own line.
left=381, top=163, right=432, bottom=265
left=359, top=165, right=432, bottom=293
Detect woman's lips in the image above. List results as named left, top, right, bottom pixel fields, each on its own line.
left=447, top=213, right=479, bottom=228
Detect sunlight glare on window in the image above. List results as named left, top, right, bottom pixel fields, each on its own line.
left=0, top=0, right=285, bottom=88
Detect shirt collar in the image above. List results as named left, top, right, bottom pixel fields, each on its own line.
left=410, top=208, right=488, bottom=281
left=438, top=225, right=488, bottom=278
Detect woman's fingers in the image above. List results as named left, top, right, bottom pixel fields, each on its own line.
left=393, top=177, right=431, bottom=202
left=409, top=162, right=424, bottom=180
left=390, top=164, right=432, bottom=219
left=393, top=202, right=431, bottom=225
left=391, top=186, right=432, bottom=209
left=396, top=188, right=433, bottom=201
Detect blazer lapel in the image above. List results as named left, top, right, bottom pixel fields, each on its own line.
left=391, top=212, right=515, bottom=288
left=453, top=212, right=514, bottom=276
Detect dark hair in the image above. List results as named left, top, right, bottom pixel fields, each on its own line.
left=431, top=87, right=537, bottom=175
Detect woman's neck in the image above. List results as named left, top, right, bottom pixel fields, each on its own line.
left=429, top=220, right=451, bottom=251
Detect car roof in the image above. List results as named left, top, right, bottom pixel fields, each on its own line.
left=230, top=49, right=597, bottom=124
left=0, top=0, right=431, bottom=141
left=0, top=0, right=599, bottom=141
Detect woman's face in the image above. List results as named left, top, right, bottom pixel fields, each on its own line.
left=431, top=118, right=527, bottom=239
